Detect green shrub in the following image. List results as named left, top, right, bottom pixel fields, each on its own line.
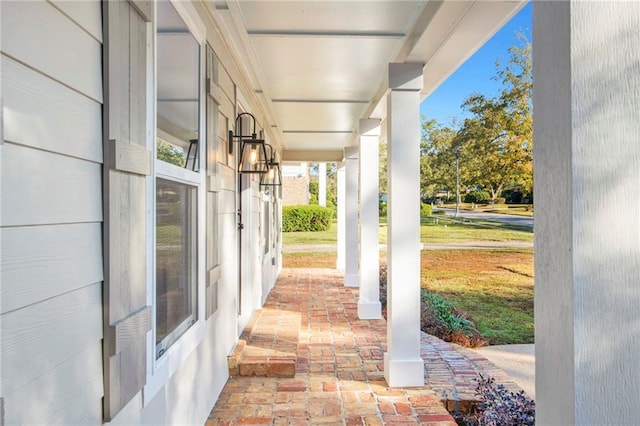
left=464, top=190, right=490, bottom=204
left=420, top=203, right=433, bottom=217
left=432, top=209, right=446, bottom=215
left=282, top=205, right=332, bottom=232
left=379, top=202, right=387, bottom=218
left=421, top=289, right=486, bottom=348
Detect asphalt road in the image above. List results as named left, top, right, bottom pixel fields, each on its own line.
left=436, top=208, right=534, bottom=228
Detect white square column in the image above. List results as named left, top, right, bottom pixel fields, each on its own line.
left=344, top=147, right=360, bottom=286
left=358, top=119, right=382, bottom=319
left=318, top=162, right=327, bottom=207
left=384, top=63, right=424, bottom=387
left=534, top=2, right=640, bottom=425
left=336, top=161, right=346, bottom=270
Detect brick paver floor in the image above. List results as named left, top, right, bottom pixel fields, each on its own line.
left=207, top=268, right=524, bottom=425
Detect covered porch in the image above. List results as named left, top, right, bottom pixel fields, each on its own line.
left=206, top=268, right=524, bottom=425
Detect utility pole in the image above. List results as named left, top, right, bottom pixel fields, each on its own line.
left=455, top=151, right=460, bottom=218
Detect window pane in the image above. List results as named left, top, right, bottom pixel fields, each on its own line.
left=156, top=178, right=197, bottom=358
left=157, top=0, right=200, bottom=171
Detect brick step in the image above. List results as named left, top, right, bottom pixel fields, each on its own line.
left=228, top=308, right=300, bottom=377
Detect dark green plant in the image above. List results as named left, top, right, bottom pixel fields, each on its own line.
left=464, top=190, right=490, bottom=204
left=282, top=205, right=332, bottom=232
left=379, top=201, right=387, bottom=217
left=421, top=289, right=486, bottom=347
left=422, top=290, right=474, bottom=333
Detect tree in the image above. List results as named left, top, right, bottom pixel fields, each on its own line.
left=309, top=162, right=337, bottom=206
left=420, top=118, right=472, bottom=200
left=157, top=140, right=185, bottom=167
left=379, top=140, right=388, bottom=196
left=457, top=39, right=533, bottom=201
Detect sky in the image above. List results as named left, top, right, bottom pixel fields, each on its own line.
left=420, top=2, right=532, bottom=128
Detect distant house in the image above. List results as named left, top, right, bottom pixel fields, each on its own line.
left=282, top=163, right=310, bottom=206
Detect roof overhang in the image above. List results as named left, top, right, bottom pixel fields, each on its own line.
left=207, top=0, right=528, bottom=159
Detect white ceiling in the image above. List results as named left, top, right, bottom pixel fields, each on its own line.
left=208, top=0, right=527, bottom=160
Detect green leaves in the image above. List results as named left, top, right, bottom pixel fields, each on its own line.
left=282, top=205, right=333, bottom=232
left=420, top=37, right=533, bottom=201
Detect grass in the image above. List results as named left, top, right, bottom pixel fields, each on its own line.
left=281, top=222, right=338, bottom=245
left=283, top=217, right=532, bottom=246
left=418, top=220, right=532, bottom=243
left=419, top=249, right=534, bottom=345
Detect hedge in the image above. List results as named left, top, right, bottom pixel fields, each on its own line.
left=420, top=203, right=433, bottom=217
left=282, top=205, right=332, bottom=232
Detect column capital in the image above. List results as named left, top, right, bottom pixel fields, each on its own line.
left=387, top=63, right=424, bottom=91
left=359, top=119, right=381, bottom=137
left=344, top=146, right=359, bottom=159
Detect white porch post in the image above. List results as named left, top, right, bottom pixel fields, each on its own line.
left=336, top=161, right=346, bottom=270
left=318, top=162, right=327, bottom=207
left=358, top=119, right=382, bottom=319
left=534, top=2, right=640, bottom=425
left=344, top=147, right=359, bottom=287
left=384, top=63, right=424, bottom=387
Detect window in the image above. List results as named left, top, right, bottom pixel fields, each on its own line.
left=155, top=178, right=197, bottom=358
left=155, top=0, right=201, bottom=359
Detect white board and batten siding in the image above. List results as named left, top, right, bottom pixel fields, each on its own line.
left=1, top=1, right=104, bottom=425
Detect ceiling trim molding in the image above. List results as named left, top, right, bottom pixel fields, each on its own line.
left=272, top=99, right=369, bottom=104
left=247, top=30, right=405, bottom=39
left=283, top=130, right=353, bottom=134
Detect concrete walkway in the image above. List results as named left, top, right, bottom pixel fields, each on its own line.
left=206, top=268, right=529, bottom=425
left=473, top=344, right=535, bottom=399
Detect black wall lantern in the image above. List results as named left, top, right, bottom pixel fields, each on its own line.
left=228, top=112, right=268, bottom=174
left=260, top=143, right=282, bottom=187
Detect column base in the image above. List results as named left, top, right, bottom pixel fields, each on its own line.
left=384, top=353, right=425, bottom=387
left=357, top=301, right=382, bottom=319
left=344, top=273, right=359, bottom=287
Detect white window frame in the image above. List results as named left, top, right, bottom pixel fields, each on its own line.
left=144, top=0, right=207, bottom=406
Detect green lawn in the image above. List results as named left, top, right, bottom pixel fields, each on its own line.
left=419, top=248, right=534, bottom=345
left=281, top=222, right=338, bottom=245
left=282, top=218, right=532, bottom=246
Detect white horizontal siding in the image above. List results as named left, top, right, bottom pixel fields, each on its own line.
left=218, top=64, right=235, bottom=105
left=49, top=0, right=103, bottom=42
left=2, top=55, right=103, bottom=163
left=1, top=223, right=103, bottom=314
left=1, top=143, right=102, bottom=226
left=219, top=163, right=236, bottom=191
left=1, top=0, right=102, bottom=102
left=1, top=282, right=102, bottom=396
left=2, top=342, right=103, bottom=425
left=219, top=190, right=236, bottom=215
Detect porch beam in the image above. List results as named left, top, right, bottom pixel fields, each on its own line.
left=384, top=63, right=424, bottom=387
